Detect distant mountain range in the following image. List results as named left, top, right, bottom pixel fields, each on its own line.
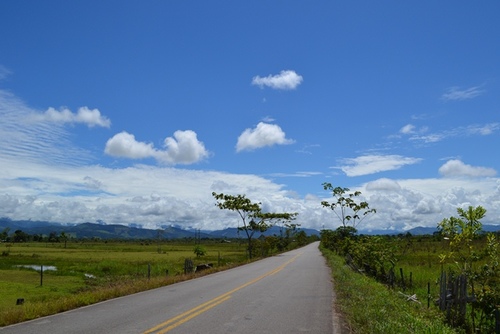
left=0, top=218, right=319, bottom=240
left=1, top=218, right=498, bottom=240
left=361, top=224, right=500, bottom=236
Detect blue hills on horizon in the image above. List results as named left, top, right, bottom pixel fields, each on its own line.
left=0, top=217, right=319, bottom=240
left=1, top=217, right=499, bottom=240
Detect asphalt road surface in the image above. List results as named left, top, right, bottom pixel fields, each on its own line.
left=1, top=242, right=340, bottom=333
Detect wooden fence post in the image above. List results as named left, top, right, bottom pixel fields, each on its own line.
left=495, top=309, right=500, bottom=334
left=400, top=268, right=405, bottom=291
left=427, top=282, right=431, bottom=308
left=439, top=270, right=447, bottom=311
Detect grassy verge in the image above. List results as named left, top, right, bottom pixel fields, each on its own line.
left=321, top=245, right=458, bottom=334
left=0, top=264, right=235, bottom=327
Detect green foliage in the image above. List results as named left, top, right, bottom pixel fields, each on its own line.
left=296, top=230, right=307, bottom=246
left=0, top=227, right=10, bottom=241
left=321, top=246, right=456, bottom=334
left=320, top=226, right=359, bottom=256
left=323, top=205, right=499, bottom=333
left=13, top=229, right=30, bottom=242
left=438, top=206, right=486, bottom=272
left=321, top=182, right=376, bottom=229
left=212, top=192, right=298, bottom=258
left=193, top=245, right=206, bottom=257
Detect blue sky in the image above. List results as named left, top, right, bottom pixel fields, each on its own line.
left=1, top=1, right=499, bottom=232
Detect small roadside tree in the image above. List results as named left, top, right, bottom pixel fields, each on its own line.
left=438, top=205, right=487, bottom=274
left=321, top=183, right=376, bottom=229
left=212, top=192, right=297, bottom=258
left=212, top=192, right=264, bottom=258
left=60, top=231, right=68, bottom=248
left=437, top=205, right=500, bottom=331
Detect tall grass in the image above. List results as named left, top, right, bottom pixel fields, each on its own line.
left=321, top=245, right=458, bottom=334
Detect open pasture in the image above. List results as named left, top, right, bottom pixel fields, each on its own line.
left=0, top=240, right=248, bottom=326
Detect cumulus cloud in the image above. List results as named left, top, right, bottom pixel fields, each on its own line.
left=439, top=160, right=497, bottom=178
left=33, top=107, right=111, bottom=128
left=158, top=130, right=210, bottom=164
left=337, top=155, right=422, bottom=177
left=251, top=70, right=303, bottom=90
left=105, top=132, right=156, bottom=159
left=236, top=122, right=294, bottom=152
left=0, top=162, right=296, bottom=230
left=105, top=130, right=209, bottom=165
left=1, top=157, right=500, bottom=232
left=366, top=178, right=402, bottom=192
left=441, top=86, right=484, bottom=101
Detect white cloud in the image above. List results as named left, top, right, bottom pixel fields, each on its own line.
left=366, top=178, right=402, bottom=192
left=34, top=107, right=111, bottom=128
left=1, top=155, right=499, bottom=232
left=466, top=123, right=500, bottom=136
left=411, top=133, right=445, bottom=143
left=362, top=177, right=500, bottom=230
left=105, top=132, right=156, bottom=159
left=105, top=130, right=209, bottom=165
left=337, top=154, right=422, bottom=177
left=158, top=130, right=210, bottom=164
left=0, top=65, right=11, bottom=80
left=0, top=162, right=295, bottom=230
left=441, top=86, right=484, bottom=101
left=439, top=160, right=497, bottom=178
left=269, top=171, right=323, bottom=178
left=399, top=124, right=416, bottom=134
left=251, top=70, right=303, bottom=90
left=403, top=123, right=499, bottom=144
left=0, top=90, right=94, bottom=165
left=236, top=122, right=294, bottom=152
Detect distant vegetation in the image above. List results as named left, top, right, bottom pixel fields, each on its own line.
left=212, top=192, right=298, bottom=258
left=321, top=187, right=500, bottom=333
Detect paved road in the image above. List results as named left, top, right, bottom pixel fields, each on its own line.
left=1, top=242, right=339, bottom=333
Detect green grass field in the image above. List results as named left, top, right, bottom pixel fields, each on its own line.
left=0, top=240, right=251, bottom=326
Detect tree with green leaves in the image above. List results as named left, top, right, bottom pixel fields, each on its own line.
left=321, top=183, right=376, bottom=229
left=212, top=192, right=263, bottom=258
left=296, top=230, right=307, bottom=246
left=438, top=205, right=487, bottom=273
left=0, top=227, right=10, bottom=241
left=212, top=192, right=297, bottom=258
left=60, top=231, right=68, bottom=248
left=263, top=211, right=298, bottom=251
left=437, top=205, right=500, bottom=331
left=13, top=229, right=29, bottom=242
left=193, top=245, right=206, bottom=258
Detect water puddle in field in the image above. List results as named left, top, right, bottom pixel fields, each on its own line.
left=16, top=265, right=57, bottom=272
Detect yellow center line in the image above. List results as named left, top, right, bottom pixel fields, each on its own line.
left=143, top=252, right=302, bottom=334
left=156, top=296, right=231, bottom=334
